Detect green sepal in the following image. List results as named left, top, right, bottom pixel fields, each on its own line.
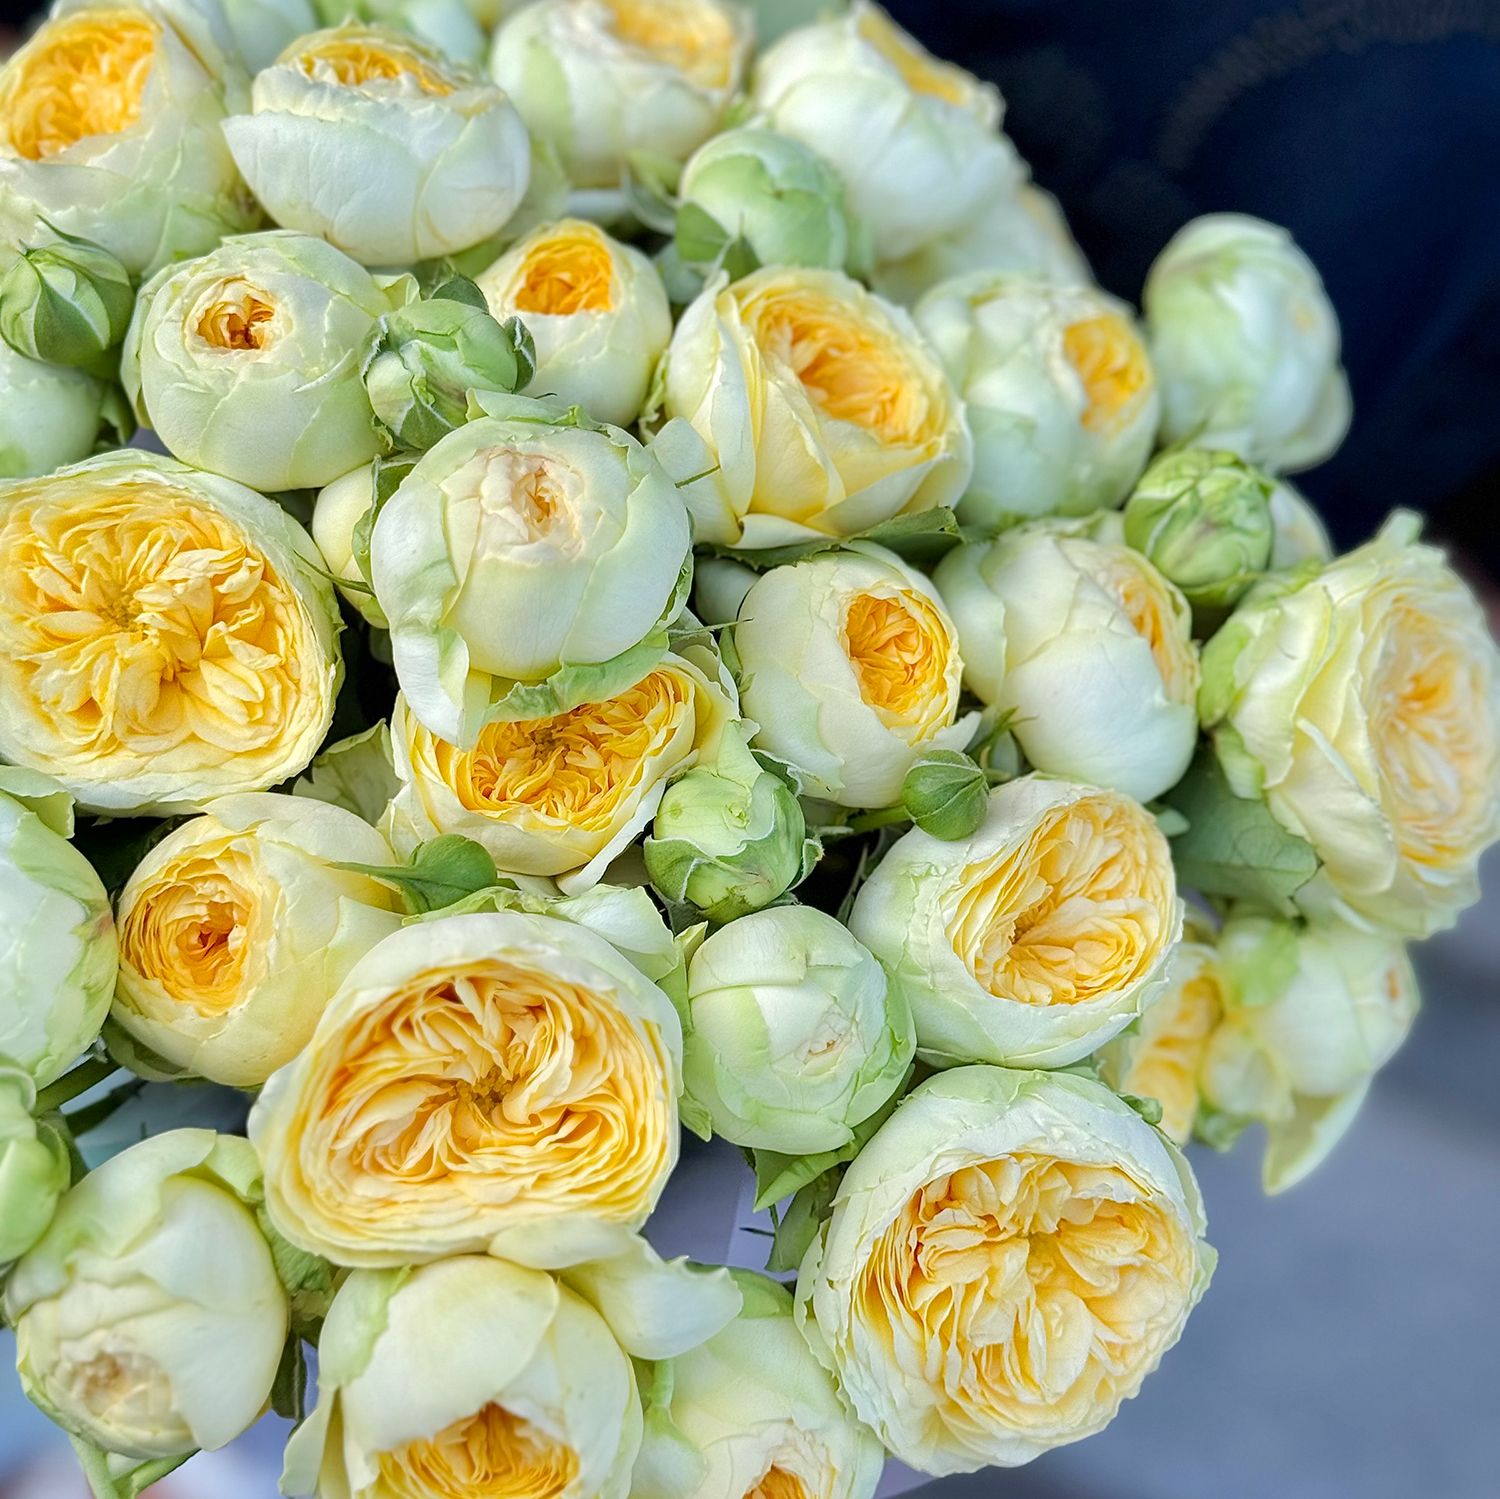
left=336, top=835, right=500, bottom=916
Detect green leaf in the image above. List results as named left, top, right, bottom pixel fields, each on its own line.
left=270, top=1331, right=307, bottom=1421
left=428, top=274, right=488, bottom=309
left=1119, top=1092, right=1165, bottom=1127
left=766, top=1170, right=838, bottom=1274
left=337, top=835, right=499, bottom=915
left=702, top=506, right=963, bottom=572
left=1194, top=1101, right=1252, bottom=1153
left=1162, top=746, right=1318, bottom=913
left=256, top=1206, right=340, bottom=1335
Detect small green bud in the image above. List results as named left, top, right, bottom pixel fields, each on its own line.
left=1123, top=447, right=1276, bottom=611
left=363, top=290, right=536, bottom=450
left=676, top=127, right=868, bottom=276
left=0, top=239, right=135, bottom=371
left=901, top=750, right=988, bottom=841
left=0, top=1066, right=71, bottom=1263
left=645, top=727, right=814, bottom=923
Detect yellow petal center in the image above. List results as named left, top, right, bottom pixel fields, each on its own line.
left=950, top=793, right=1175, bottom=1006
left=740, top=281, right=938, bottom=449
left=511, top=226, right=617, bottom=317
left=1062, top=315, right=1152, bottom=433
left=859, top=1154, right=1194, bottom=1435
left=1082, top=542, right=1199, bottom=701
left=435, top=668, right=697, bottom=831
left=749, top=1468, right=811, bottom=1499
left=295, top=32, right=455, bottom=95
left=118, top=837, right=260, bottom=1016
left=378, top=1403, right=578, bottom=1499
left=0, top=478, right=326, bottom=787
left=599, top=0, right=738, bottom=90
left=0, top=8, right=157, bottom=160
left=294, top=956, right=672, bottom=1237
left=843, top=589, right=953, bottom=732
left=194, top=280, right=278, bottom=353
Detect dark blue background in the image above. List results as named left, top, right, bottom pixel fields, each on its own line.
left=887, top=0, right=1500, bottom=568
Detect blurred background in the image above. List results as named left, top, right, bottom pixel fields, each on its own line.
left=3, top=1, right=1499, bottom=1496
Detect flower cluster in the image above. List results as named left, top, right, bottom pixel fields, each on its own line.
left=0, top=3, right=1495, bottom=1496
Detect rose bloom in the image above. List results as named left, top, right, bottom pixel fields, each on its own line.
left=0, top=1, right=255, bottom=276
left=250, top=909, right=683, bottom=1266
left=733, top=544, right=975, bottom=808
left=113, top=793, right=404, bottom=1088
left=1200, top=513, right=1500, bottom=936
left=657, top=265, right=971, bottom=548
left=476, top=217, right=672, bottom=429
left=0, top=451, right=341, bottom=815
left=796, top=1066, right=1214, bottom=1473
left=385, top=646, right=736, bottom=892
left=849, top=775, right=1182, bottom=1068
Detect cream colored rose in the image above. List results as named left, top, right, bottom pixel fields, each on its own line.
left=113, top=793, right=404, bottom=1088
left=282, top=1257, right=642, bottom=1499
left=0, top=450, right=342, bottom=816
left=1200, top=513, right=1500, bottom=936
left=385, top=648, right=736, bottom=892
left=732, top=544, right=975, bottom=808
left=796, top=1066, right=1213, bottom=1473
left=1097, top=933, right=1224, bottom=1145
left=250, top=909, right=683, bottom=1267
left=656, top=266, right=971, bottom=548
left=476, top=217, right=672, bottom=428
left=849, top=775, right=1182, bottom=1067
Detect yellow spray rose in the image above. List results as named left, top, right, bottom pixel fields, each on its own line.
left=849, top=775, right=1182, bottom=1068
left=656, top=266, right=972, bottom=548
left=476, top=217, right=673, bottom=429
left=1097, top=931, right=1224, bottom=1145
left=1201, top=513, right=1500, bottom=937
left=112, top=793, right=404, bottom=1088
left=250, top=908, right=683, bottom=1267
left=732, top=544, right=976, bottom=808
left=795, top=1066, right=1213, bottom=1473
left=282, top=1256, right=643, bottom=1499
left=0, top=451, right=342, bottom=815
left=0, top=1, right=255, bottom=276
left=385, top=647, right=737, bottom=892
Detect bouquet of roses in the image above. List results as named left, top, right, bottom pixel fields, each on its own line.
left=1, top=2, right=1496, bottom=1496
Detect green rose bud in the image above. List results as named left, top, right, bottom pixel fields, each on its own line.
left=900, top=749, right=989, bottom=840
left=0, top=1065, right=70, bottom=1264
left=363, top=289, right=536, bottom=452
left=645, top=724, right=815, bottom=923
left=0, top=239, right=135, bottom=372
left=1123, top=447, right=1276, bottom=611
left=676, top=126, right=868, bottom=276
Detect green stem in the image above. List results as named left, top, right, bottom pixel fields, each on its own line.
left=846, top=805, right=912, bottom=835
left=34, top=1056, right=118, bottom=1115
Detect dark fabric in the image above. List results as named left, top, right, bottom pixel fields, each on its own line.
left=887, top=0, right=1500, bottom=565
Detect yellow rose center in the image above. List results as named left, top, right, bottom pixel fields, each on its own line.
left=510, top=227, right=617, bottom=317
left=1109, top=958, right=1222, bottom=1144
left=748, top=1467, right=811, bottom=1499
left=194, top=280, right=278, bottom=353
left=378, top=1403, right=579, bottom=1499
left=0, top=479, right=326, bottom=787
left=434, top=668, right=698, bottom=831
left=859, top=1155, right=1194, bottom=1433
left=855, top=3, right=969, bottom=106
left=1062, top=315, right=1152, bottom=433
left=741, top=282, right=938, bottom=449
left=296, top=956, right=672, bottom=1237
left=295, top=32, right=455, bottom=95
left=599, top=0, right=738, bottom=90
left=118, top=839, right=260, bottom=1016
left=0, top=9, right=157, bottom=160
left=843, top=589, right=953, bottom=731
left=950, top=793, right=1175, bottom=1007
left=1370, top=595, right=1496, bottom=869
